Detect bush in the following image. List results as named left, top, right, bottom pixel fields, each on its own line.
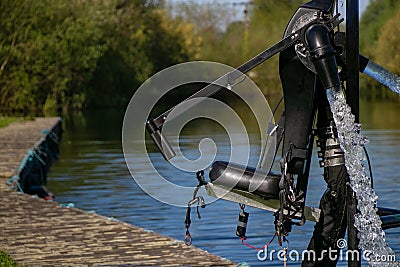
left=0, top=251, right=23, bottom=267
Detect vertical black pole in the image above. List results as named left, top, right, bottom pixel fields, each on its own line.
left=346, top=0, right=361, bottom=266
left=346, top=1, right=360, bottom=120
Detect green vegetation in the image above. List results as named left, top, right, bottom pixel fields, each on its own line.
left=0, top=0, right=199, bottom=114
left=1, top=0, right=400, bottom=115
left=172, top=0, right=304, bottom=99
left=0, top=117, right=18, bottom=128
left=0, top=117, right=29, bottom=128
left=360, top=0, right=400, bottom=100
left=0, top=251, right=22, bottom=267
left=175, top=0, right=400, bottom=101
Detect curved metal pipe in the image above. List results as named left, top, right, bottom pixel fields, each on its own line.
left=305, top=24, right=341, bottom=90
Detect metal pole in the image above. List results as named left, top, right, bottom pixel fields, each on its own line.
left=346, top=1, right=360, bottom=120
left=346, top=0, right=361, bottom=266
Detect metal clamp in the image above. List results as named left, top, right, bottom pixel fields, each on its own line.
left=316, top=125, right=345, bottom=168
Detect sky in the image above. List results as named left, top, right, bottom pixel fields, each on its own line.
left=359, top=0, right=370, bottom=14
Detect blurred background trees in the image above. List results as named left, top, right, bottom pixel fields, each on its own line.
left=360, top=0, right=400, bottom=100
left=0, top=0, right=399, bottom=115
left=0, top=0, right=199, bottom=114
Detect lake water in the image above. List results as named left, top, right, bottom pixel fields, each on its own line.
left=47, top=100, right=400, bottom=266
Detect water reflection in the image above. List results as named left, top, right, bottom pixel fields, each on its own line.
left=360, top=100, right=400, bottom=129
left=48, top=100, right=400, bottom=266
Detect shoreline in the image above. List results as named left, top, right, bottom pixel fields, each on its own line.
left=0, top=118, right=234, bottom=266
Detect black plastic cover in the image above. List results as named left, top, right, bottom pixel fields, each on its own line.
left=302, top=0, right=335, bottom=12
left=209, top=161, right=280, bottom=199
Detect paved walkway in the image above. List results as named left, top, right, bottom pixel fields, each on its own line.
left=0, top=118, right=234, bottom=266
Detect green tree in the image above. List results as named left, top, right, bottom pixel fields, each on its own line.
left=0, top=0, right=110, bottom=113
left=245, top=0, right=304, bottom=98
left=0, top=0, right=200, bottom=114
left=360, top=0, right=400, bottom=100
left=169, top=1, right=237, bottom=63
left=87, top=2, right=200, bottom=108
left=360, top=0, right=400, bottom=55
left=170, top=0, right=304, bottom=99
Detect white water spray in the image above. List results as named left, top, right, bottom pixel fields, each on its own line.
left=326, top=87, right=399, bottom=266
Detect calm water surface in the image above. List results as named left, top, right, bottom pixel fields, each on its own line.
left=47, top=100, right=400, bottom=266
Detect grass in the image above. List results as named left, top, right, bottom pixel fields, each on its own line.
left=0, top=117, right=32, bottom=128
left=0, top=251, right=22, bottom=267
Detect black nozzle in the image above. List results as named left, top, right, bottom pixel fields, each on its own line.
left=306, top=24, right=340, bottom=90
left=302, top=0, right=335, bottom=13
left=359, top=54, right=369, bottom=73
left=146, top=119, right=176, bottom=161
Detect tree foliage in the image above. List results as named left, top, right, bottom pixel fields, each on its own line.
left=360, top=0, right=400, bottom=100
left=0, top=0, right=199, bottom=114
left=174, top=0, right=400, bottom=101
left=172, top=0, right=307, bottom=98
left=360, top=0, right=400, bottom=55
left=245, top=0, right=304, bottom=97
left=3, top=0, right=400, bottom=115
